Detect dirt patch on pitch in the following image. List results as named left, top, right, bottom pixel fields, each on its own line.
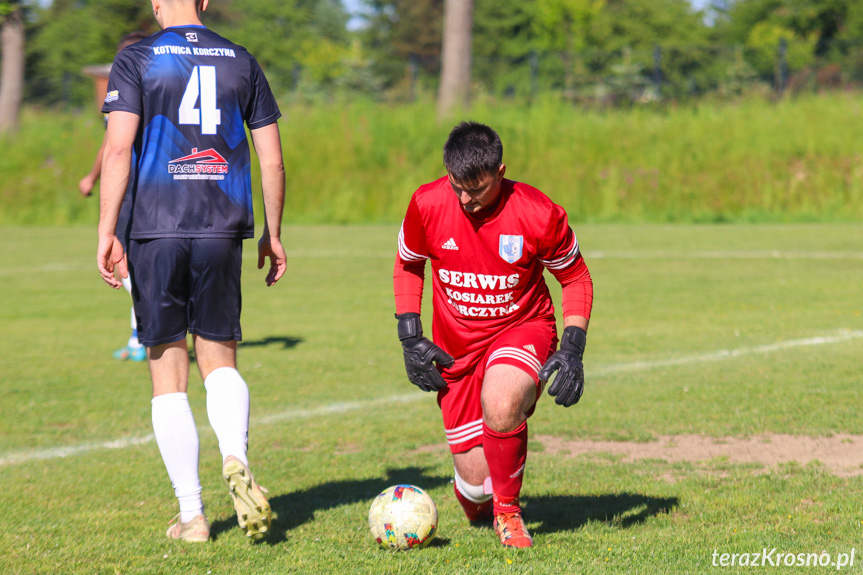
left=534, top=434, right=863, bottom=477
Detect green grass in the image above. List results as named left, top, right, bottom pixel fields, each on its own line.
left=3, top=93, right=863, bottom=226
left=1, top=223, right=863, bottom=574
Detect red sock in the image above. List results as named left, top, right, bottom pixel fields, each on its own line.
left=483, top=420, right=528, bottom=515
left=453, top=482, right=493, bottom=521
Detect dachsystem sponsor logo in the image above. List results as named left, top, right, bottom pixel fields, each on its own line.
left=168, top=148, right=229, bottom=181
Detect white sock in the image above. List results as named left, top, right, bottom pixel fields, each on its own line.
left=127, top=315, right=141, bottom=349
left=122, top=276, right=142, bottom=349
left=204, top=367, right=250, bottom=466
left=151, top=393, right=203, bottom=523
left=454, top=467, right=492, bottom=503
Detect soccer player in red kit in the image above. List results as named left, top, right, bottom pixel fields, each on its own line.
left=393, top=121, right=593, bottom=548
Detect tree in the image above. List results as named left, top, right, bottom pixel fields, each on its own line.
left=727, top=0, right=852, bottom=55
left=719, top=0, right=855, bottom=82
left=534, top=0, right=605, bottom=98
left=214, top=0, right=351, bottom=92
left=0, top=0, right=25, bottom=134
left=28, top=0, right=154, bottom=107
left=361, top=0, right=444, bottom=91
left=437, top=0, right=473, bottom=118
left=22, top=0, right=351, bottom=106
left=473, top=0, right=537, bottom=96
left=590, top=0, right=713, bottom=100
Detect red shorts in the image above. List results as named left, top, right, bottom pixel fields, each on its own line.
left=437, top=319, right=558, bottom=454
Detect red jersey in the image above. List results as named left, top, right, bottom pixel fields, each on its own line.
left=395, top=177, right=591, bottom=373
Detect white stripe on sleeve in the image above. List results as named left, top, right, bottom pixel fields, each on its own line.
left=540, top=233, right=579, bottom=270
left=398, top=222, right=428, bottom=263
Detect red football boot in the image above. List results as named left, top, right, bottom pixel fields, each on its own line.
left=493, top=510, right=533, bottom=548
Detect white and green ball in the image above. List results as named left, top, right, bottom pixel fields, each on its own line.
left=368, top=484, right=438, bottom=550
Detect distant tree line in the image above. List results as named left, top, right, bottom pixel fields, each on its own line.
left=362, top=0, right=863, bottom=102
left=4, top=0, right=863, bottom=112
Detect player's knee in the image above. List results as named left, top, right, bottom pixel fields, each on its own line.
left=481, top=406, right=526, bottom=434
left=482, top=390, right=528, bottom=430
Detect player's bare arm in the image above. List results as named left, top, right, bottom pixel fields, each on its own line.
left=97, top=111, right=138, bottom=289
left=251, top=122, right=286, bottom=286
left=564, top=315, right=589, bottom=331
left=79, top=133, right=107, bottom=197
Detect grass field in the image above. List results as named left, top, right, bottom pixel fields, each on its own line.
left=1, top=223, right=862, bottom=574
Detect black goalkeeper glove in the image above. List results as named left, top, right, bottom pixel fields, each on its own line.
left=538, top=326, right=587, bottom=407
left=396, top=313, right=455, bottom=392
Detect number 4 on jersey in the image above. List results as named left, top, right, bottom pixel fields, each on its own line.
left=179, top=66, right=221, bottom=135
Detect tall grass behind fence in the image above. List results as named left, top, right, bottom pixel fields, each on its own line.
left=2, top=92, right=862, bottom=226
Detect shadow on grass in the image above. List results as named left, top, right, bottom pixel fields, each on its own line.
left=209, top=465, right=450, bottom=545
left=208, top=468, right=674, bottom=543
left=524, top=492, right=678, bottom=533
left=239, top=336, right=304, bottom=350
left=188, top=335, right=304, bottom=364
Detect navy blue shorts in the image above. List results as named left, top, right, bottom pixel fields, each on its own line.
left=128, top=238, right=243, bottom=347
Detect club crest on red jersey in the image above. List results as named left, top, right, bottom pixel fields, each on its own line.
left=499, top=235, right=523, bottom=264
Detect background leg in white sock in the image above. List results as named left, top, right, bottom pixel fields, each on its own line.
left=151, top=392, right=204, bottom=523
left=204, top=367, right=250, bottom=466
left=121, top=275, right=141, bottom=349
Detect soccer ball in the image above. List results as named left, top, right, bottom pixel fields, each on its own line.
left=368, top=484, right=438, bottom=550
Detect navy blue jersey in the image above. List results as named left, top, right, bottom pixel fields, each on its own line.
left=102, top=26, right=281, bottom=239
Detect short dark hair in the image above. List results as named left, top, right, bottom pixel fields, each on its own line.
left=117, top=30, right=149, bottom=51
left=443, top=121, right=503, bottom=182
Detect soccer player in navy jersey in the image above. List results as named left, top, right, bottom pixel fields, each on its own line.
left=394, top=122, right=594, bottom=548
left=97, top=0, right=285, bottom=543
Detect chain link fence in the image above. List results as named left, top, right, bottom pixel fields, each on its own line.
left=334, top=37, right=863, bottom=105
